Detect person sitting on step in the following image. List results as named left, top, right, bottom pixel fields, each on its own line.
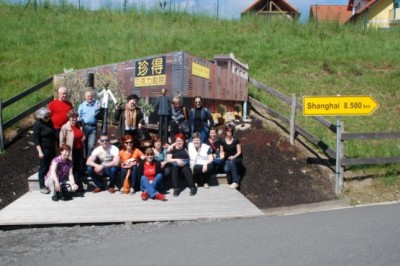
left=220, top=124, right=245, bottom=189
left=167, top=132, right=197, bottom=197
left=137, top=148, right=166, bottom=201
left=188, top=132, right=214, bottom=188
left=119, top=134, right=145, bottom=194
left=44, top=144, right=78, bottom=201
left=86, top=134, right=120, bottom=193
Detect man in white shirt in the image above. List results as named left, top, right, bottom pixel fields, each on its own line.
left=86, top=134, right=120, bottom=193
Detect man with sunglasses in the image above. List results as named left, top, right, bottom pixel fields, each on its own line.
left=86, top=134, right=120, bottom=193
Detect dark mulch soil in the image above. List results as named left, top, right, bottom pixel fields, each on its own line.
left=0, top=116, right=337, bottom=211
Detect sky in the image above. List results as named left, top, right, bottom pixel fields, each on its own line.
left=11, top=0, right=350, bottom=21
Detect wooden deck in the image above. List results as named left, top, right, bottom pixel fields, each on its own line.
left=0, top=185, right=264, bottom=227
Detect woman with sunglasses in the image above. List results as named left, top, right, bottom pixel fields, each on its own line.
left=220, top=124, right=244, bottom=189
left=137, top=148, right=166, bottom=201
left=119, top=135, right=145, bottom=194
left=188, top=96, right=214, bottom=144
left=167, top=132, right=197, bottom=197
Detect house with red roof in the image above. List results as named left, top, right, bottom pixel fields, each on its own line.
left=241, top=0, right=300, bottom=21
left=309, top=5, right=353, bottom=24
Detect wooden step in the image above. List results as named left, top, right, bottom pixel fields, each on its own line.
left=28, top=172, right=228, bottom=191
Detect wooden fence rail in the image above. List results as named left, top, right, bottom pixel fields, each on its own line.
left=249, top=78, right=400, bottom=192
left=0, top=77, right=53, bottom=152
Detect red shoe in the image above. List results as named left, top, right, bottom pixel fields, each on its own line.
left=141, top=191, right=149, bottom=201
left=155, top=193, right=166, bottom=201
left=108, top=187, right=116, bottom=194
left=93, top=187, right=103, bottom=193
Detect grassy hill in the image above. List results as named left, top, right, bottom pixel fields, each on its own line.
left=1, top=4, right=399, bottom=169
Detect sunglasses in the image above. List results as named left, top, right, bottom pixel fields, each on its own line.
left=100, top=139, right=109, bottom=143
left=125, top=141, right=133, bottom=144
left=195, top=101, right=202, bottom=104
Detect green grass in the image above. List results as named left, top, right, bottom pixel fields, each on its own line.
left=1, top=4, right=399, bottom=170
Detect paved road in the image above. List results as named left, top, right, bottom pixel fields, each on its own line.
left=2, top=202, right=400, bottom=265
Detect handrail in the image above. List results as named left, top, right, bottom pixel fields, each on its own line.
left=248, top=77, right=400, bottom=166
left=0, top=77, right=53, bottom=151
left=2, top=77, right=53, bottom=108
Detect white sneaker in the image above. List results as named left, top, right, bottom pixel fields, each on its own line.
left=40, top=187, right=50, bottom=194
left=204, top=183, right=210, bottom=189
left=230, top=183, right=239, bottom=189
left=129, top=188, right=135, bottom=195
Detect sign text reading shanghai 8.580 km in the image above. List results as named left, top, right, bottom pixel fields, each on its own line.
left=303, top=95, right=379, bottom=116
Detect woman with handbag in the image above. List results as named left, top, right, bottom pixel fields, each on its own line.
left=119, top=135, right=145, bottom=194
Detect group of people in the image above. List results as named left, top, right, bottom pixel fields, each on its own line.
left=33, top=86, right=245, bottom=202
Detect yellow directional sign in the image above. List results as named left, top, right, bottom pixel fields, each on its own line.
left=303, top=95, right=379, bottom=116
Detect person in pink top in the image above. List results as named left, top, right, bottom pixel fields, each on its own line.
left=48, top=86, right=73, bottom=146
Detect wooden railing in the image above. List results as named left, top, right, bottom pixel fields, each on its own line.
left=0, top=77, right=53, bottom=152
left=249, top=78, right=400, bottom=193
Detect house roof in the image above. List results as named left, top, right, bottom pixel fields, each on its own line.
left=309, top=5, right=353, bottom=24
left=241, top=0, right=300, bottom=16
left=346, top=0, right=379, bottom=22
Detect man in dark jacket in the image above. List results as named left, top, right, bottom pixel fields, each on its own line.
left=153, top=88, right=171, bottom=144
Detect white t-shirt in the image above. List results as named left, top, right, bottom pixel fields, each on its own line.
left=90, top=145, right=119, bottom=165
left=188, top=142, right=212, bottom=167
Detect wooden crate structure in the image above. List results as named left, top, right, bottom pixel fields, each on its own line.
left=54, top=51, right=248, bottom=122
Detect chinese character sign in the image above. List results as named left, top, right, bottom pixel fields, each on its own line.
left=134, top=56, right=166, bottom=87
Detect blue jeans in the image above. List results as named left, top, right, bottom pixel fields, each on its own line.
left=87, top=165, right=119, bottom=189
left=120, top=166, right=138, bottom=190
left=84, top=124, right=97, bottom=158
left=224, top=157, right=243, bottom=184
left=141, top=173, right=164, bottom=198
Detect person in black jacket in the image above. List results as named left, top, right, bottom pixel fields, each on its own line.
left=153, top=88, right=171, bottom=144
left=33, top=107, right=56, bottom=194
left=137, top=148, right=166, bottom=201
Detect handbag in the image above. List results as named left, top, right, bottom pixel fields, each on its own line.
left=95, top=107, right=105, bottom=121
left=122, top=169, right=131, bottom=194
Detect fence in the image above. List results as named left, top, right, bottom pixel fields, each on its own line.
left=0, top=77, right=54, bottom=152
left=249, top=77, right=400, bottom=193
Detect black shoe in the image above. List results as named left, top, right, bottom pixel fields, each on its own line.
left=51, top=195, right=59, bottom=202
left=190, top=187, right=197, bottom=196
left=173, top=189, right=180, bottom=197
left=60, top=195, right=73, bottom=201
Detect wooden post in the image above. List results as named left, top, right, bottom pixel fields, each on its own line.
left=0, top=98, right=4, bottom=153
left=289, top=93, right=296, bottom=145
left=339, top=121, right=345, bottom=193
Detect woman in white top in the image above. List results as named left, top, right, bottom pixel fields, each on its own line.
left=188, top=132, right=214, bottom=188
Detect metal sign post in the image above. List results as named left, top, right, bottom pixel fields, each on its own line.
left=302, top=95, right=380, bottom=194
